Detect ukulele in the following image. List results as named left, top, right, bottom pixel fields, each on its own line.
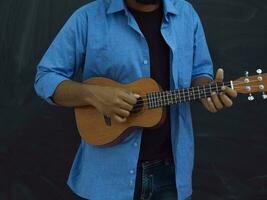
left=75, top=69, right=267, bottom=146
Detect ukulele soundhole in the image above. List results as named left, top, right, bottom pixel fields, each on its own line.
left=131, top=97, right=143, bottom=113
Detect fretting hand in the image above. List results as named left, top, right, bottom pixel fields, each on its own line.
left=201, top=68, right=237, bottom=113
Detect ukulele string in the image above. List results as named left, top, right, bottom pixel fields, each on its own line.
left=130, top=84, right=262, bottom=112
left=134, top=82, right=232, bottom=102
left=134, top=83, right=233, bottom=104
left=130, top=85, right=254, bottom=112
left=134, top=84, right=261, bottom=106
left=134, top=79, right=260, bottom=103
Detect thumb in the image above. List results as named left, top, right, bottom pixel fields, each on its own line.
left=215, top=68, right=224, bottom=82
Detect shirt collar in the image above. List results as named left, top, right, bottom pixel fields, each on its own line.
left=106, top=0, right=179, bottom=16
left=106, top=0, right=125, bottom=14
left=163, top=0, right=179, bottom=16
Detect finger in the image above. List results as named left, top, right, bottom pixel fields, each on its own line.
left=119, top=91, right=138, bottom=105
left=119, top=101, right=134, bottom=111
left=222, top=86, right=237, bottom=98
left=215, top=68, right=224, bottom=83
left=211, top=92, right=224, bottom=110
left=201, top=99, right=212, bottom=112
left=114, top=108, right=130, bottom=118
left=206, top=97, right=218, bottom=113
left=113, top=114, right=127, bottom=123
left=219, top=93, right=233, bottom=107
left=201, top=98, right=216, bottom=113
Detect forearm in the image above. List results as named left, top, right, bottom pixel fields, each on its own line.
left=52, top=79, right=138, bottom=123
left=52, top=80, right=96, bottom=107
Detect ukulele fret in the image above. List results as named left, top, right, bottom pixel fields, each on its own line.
left=158, top=92, right=162, bottom=107
left=178, top=90, right=181, bottom=103
left=163, top=91, right=167, bottom=106
left=151, top=92, right=155, bottom=109
left=173, top=90, right=177, bottom=103
left=182, top=88, right=186, bottom=102
left=215, top=82, right=219, bottom=94
left=147, top=93, right=151, bottom=109
left=209, top=84, right=212, bottom=96
left=203, top=85, right=207, bottom=98
left=197, top=86, right=201, bottom=99
left=187, top=88, right=191, bottom=101
left=157, top=92, right=161, bottom=108
left=169, top=91, right=175, bottom=105
left=192, top=87, right=196, bottom=100
left=154, top=92, right=158, bottom=108
left=166, top=91, right=171, bottom=106
left=149, top=92, right=152, bottom=109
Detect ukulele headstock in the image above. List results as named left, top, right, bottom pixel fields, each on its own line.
left=233, top=69, right=267, bottom=101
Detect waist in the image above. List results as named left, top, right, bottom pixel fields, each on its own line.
left=137, top=158, right=174, bottom=169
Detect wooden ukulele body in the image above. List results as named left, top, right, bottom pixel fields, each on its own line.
left=75, top=72, right=267, bottom=146
left=74, top=77, right=165, bottom=146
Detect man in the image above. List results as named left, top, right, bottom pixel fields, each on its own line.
left=34, top=0, right=237, bottom=199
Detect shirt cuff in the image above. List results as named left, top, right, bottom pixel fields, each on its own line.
left=34, top=72, right=70, bottom=106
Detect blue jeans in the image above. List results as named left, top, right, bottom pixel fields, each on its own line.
left=133, top=159, right=192, bottom=200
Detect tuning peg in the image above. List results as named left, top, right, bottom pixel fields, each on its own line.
left=263, top=92, right=267, bottom=100
left=257, top=69, right=263, bottom=81
left=259, top=85, right=265, bottom=91
left=248, top=94, right=255, bottom=101
left=244, top=71, right=250, bottom=83
left=256, top=69, right=262, bottom=74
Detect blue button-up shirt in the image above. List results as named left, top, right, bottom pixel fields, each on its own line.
left=34, top=0, right=213, bottom=199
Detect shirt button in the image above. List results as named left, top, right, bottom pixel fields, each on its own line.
left=129, top=169, right=134, bottom=174
left=133, top=142, right=138, bottom=147
left=143, top=60, right=148, bottom=65
left=130, top=180, right=134, bottom=186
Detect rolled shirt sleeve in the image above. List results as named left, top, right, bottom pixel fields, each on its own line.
left=191, top=7, right=214, bottom=81
left=34, top=8, right=87, bottom=105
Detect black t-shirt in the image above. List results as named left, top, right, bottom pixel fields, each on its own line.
left=128, top=4, right=173, bottom=161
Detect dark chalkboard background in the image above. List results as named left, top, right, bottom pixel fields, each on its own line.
left=0, top=0, right=266, bottom=199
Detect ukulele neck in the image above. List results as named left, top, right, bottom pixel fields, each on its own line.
left=146, top=81, right=233, bottom=109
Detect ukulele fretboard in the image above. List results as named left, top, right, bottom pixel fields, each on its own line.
left=146, top=82, right=231, bottom=109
